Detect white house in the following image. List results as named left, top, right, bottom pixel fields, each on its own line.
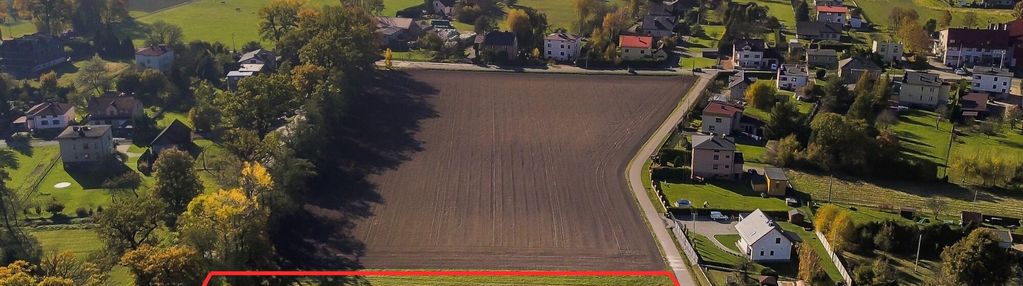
left=701, top=101, right=743, bottom=135
left=544, top=32, right=581, bottom=61
left=776, top=64, right=809, bottom=91
left=872, top=41, right=903, bottom=64
left=135, top=45, right=174, bottom=73
left=815, top=6, right=848, bottom=26
left=899, top=71, right=951, bottom=108
left=736, top=209, right=793, bottom=262
left=25, top=101, right=75, bottom=131
left=732, top=39, right=777, bottom=70
left=238, top=49, right=277, bottom=70
left=971, top=66, right=1012, bottom=94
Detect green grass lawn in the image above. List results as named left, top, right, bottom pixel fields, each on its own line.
left=776, top=222, right=843, bottom=284
left=851, top=0, right=1014, bottom=30
left=7, top=145, right=61, bottom=194
left=690, top=232, right=751, bottom=268
left=713, top=234, right=741, bottom=253
left=364, top=275, right=674, bottom=286
left=32, top=158, right=120, bottom=218
left=31, top=229, right=133, bottom=284
left=661, top=179, right=789, bottom=212
left=843, top=250, right=940, bottom=286
left=131, top=0, right=337, bottom=46
left=391, top=50, right=437, bottom=62
left=734, top=0, right=796, bottom=28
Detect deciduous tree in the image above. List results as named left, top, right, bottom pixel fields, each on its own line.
left=151, top=148, right=203, bottom=226
left=144, top=20, right=183, bottom=46
left=745, top=81, right=778, bottom=110
left=14, top=0, right=72, bottom=35
left=798, top=244, right=828, bottom=284
left=258, top=0, right=303, bottom=43
left=766, top=100, right=803, bottom=139
left=120, top=244, right=202, bottom=286
left=95, top=194, right=164, bottom=253
left=940, top=228, right=1017, bottom=285
left=220, top=73, right=299, bottom=137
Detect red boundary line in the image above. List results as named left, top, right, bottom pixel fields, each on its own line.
left=202, top=270, right=680, bottom=286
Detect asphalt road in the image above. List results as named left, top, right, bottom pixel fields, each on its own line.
left=625, top=71, right=717, bottom=286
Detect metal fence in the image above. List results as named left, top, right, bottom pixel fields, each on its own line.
left=816, top=231, right=856, bottom=286
left=668, top=211, right=701, bottom=265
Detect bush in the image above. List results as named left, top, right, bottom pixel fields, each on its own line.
left=45, top=201, right=65, bottom=215
left=658, top=149, right=691, bottom=166
left=651, top=167, right=690, bottom=182
left=74, top=207, right=89, bottom=218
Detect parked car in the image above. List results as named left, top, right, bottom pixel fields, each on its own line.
left=955, top=68, right=969, bottom=76
left=676, top=199, right=692, bottom=208
left=890, top=105, right=910, bottom=113
left=785, top=198, right=799, bottom=206
left=710, top=211, right=727, bottom=220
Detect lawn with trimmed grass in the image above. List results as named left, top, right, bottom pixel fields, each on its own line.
left=713, top=234, right=741, bottom=253
left=8, top=145, right=61, bottom=194
left=690, top=232, right=751, bottom=268
left=365, top=275, right=675, bottom=286
left=734, top=0, right=796, bottom=28
left=31, top=229, right=133, bottom=284
left=776, top=222, right=843, bottom=284
left=851, top=0, right=1014, bottom=30
left=32, top=158, right=122, bottom=217
left=661, top=179, right=789, bottom=212
left=131, top=0, right=338, bottom=46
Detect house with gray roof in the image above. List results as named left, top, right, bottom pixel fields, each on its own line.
left=736, top=209, right=793, bottom=261
left=795, top=21, right=842, bottom=41
left=838, top=57, right=882, bottom=84
left=239, top=49, right=277, bottom=69
left=56, top=125, right=114, bottom=165
left=690, top=134, right=743, bottom=179
left=640, top=15, right=676, bottom=38
left=725, top=71, right=752, bottom=102
left=898, top=71, right=951, bottom=108
left=806, top=49, right=838, bottom=69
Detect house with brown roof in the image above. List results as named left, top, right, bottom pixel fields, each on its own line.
left=620, top=35, right=666, bottom=62
left=959, top=92, right=989, bottom=119
left=934, top=26, right=1013, bottom=68
left=135, top=45, right=174, bottom=73
left=816, top=5, right=848, bottom=26
left=376, top=17, right=422, bottom=49
left=24, top=101, right=75, bottom=131
left=85, top=93, right=144, bottom=135
left=56, top=125, right=114, bottom=165
left=149, top=119, right=193, bottom=156
left=701, top=101, right=744, bottom=135
left=838, top=57, right=882, bottom=84
left=690, top=134, right=744, bottom=179
left=476, top=31, right=519, bottom=61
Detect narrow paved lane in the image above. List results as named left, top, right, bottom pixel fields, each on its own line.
left=625, top=71, right=716, bottom=286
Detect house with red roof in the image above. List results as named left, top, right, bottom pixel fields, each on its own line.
left=815, top=5, right=848, bottom=26
left=701, top=101, right=744, bottom=135
left=934, top=25, right=1013, bottom=68
left=135, top=45, right=174, bottom=73
left=619, top=35, right=666, bottom=62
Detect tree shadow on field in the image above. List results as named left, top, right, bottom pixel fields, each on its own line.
left=274, top=70, right=439, bottom=272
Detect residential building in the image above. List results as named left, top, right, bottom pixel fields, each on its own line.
left=544, top=32, right=581, bottom=61
left=85, top=93, right=143, bottom=135
left=238, top=49, right=277, bottom=70
left=838, top=57, right=882, bottom=84
left=978, top=0, right=1014, bottom=7
left=806, top=49, right=838, bottom=69
left=226, top=63, right=266, bottom=91
left=795, top=21, right=842, bottom=41
left=726, top=72, right=752, bottom=102
left=432, top=0, right=456, bottom=17
left=736, top=209, right=793, bottom=262
left=847, top=11, right=866, bottom=29
left=970, top=66, right=1012, bottom=94
left=776, top=64, right=809, bottom=91
left=476, top=31, right=518, bottom=61
left=646, top=0, right=683, bottom=16
left=56, top=125, right=114, bottom=165
left=0, top=33, right=67, bottom=78
left=959, top=92, right=989, bottom=119
left=872, top=41, right=903, bottom=63
left=377, top=17, right=422, bottom=49
left=25, top=101, right=75, bottom=131
left=620, top=35, right=666, bottom=62
left=640, top=15, right=676, bottom=38
left=701, top=101, right=743, bottom=135
left=934, top=26, right=1013, bottom=68
left=732, top=39, right=778, bottom=70
left=763, top=167, right=789, bottom=196
left=149, top=119, right=193, bottom=156
left=899, top=71, right=951, bottom=108
left=690, top=134, right=744, bottom=179
left=1006, top=18, right=1023, bottom=72
left=135, top=45, right=174, bottom=73
left=815, top=6, right=848, bottom=26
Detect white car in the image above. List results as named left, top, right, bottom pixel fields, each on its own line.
left=955, top=68, right=969, bottom=76
left=710, top=211, right=727, bottom=220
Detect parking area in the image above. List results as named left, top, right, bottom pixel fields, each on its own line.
left=674, top=215, right=741, bottom=255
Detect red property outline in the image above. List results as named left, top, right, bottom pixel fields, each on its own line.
left=202, top=270, right=680, bottom=286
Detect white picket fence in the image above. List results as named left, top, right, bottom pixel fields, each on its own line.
left=815, top=231, right=855, bottom=286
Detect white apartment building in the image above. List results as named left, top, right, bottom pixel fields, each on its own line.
left=971, top=66, right=1012, bottom=94
left=544, top=32, right=581, bottom=61
left=776, top=64, right=809, bottom=91
left=872, top=41, right=903, bottom=63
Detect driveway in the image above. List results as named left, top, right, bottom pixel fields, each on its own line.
left=677, top=216, right=742, bottom=256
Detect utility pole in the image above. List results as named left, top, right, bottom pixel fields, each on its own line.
left=914, top=233, right=923, bottom=273
left=941, top=124, right=955, bottom=179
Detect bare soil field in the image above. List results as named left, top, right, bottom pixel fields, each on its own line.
left=347, top=70, right=695, bottom=270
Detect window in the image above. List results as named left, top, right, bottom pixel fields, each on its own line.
left=709, top=125, right=715, bottom=131
left=725, top=165, right=729, bottom=168
left=776, top=238, right=781, bottom=244
left=715, top=118, right=722, bottom=123
left=770, top=251, right=775, bottom=256
left=40, top=121, right=48, bottom=126
left=713, top=164, right=719, bottom=170
left=560, top=44, right=564, bottom=49
left=713, top=155, right=719, bottom=160
left=760, top=251, right=764, bottom=256
left=547, top=51, right=551, bottom=55
left=83, top=143, right=89, bottom=150
left=52, top=120, right=59, bottom=125
left=560, top=52, right=564, bottom=56
left=743, top=54, right=749, bottom=58
left=640, top=50, right=645, bottom=54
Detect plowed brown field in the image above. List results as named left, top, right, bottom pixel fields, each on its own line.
left=354, top=70, right=695, bottom=270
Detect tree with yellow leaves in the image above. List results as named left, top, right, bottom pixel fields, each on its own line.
left=178, top=162, right=276, bottom=280
left=0, top=259, right=95, bottom=286
left=531, top=47, right=540, bottom=59
left=120, top=244, right=202, bottom=286
left=384, top=48, right=393, bottom=69
left=505, top=9, right=531, bottom=47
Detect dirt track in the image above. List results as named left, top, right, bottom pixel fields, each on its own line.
left=354, top=70, right=695, bottom=270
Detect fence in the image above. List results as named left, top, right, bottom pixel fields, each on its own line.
left=668, top=211, right=701, bottom=265
left=815, top=231, right=856, bottom=286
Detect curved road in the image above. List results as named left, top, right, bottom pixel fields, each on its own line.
left=625, top=71, right=716, bottom=286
